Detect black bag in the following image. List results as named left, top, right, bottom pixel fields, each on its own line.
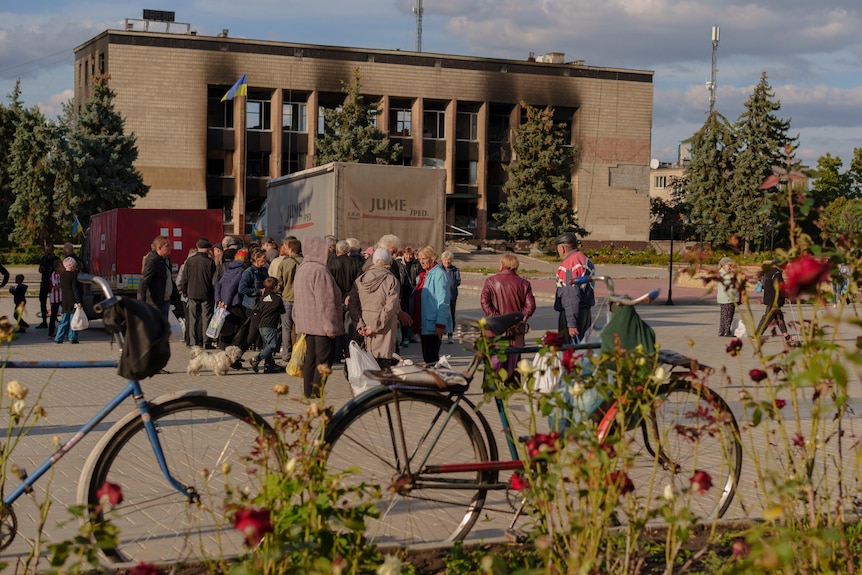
left=102, top=297, right=171, bottom=380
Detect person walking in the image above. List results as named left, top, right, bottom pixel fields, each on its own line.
left=412, top=246, right=451, bottom=364
left=214, top=249, right=247, bottom=358
left=293, top=236, right=343, bottom=398
left=717, top=257, right=739, bottom=337
left=54, top=257, right=82, bottom=344
left=755, top=261, right=793, bottom=345
left=554, top=232, right=595, bottom=341
left=349, top=248, right=401, bottom=369
left=274, top=237, right=303, bottom=363
left=480, top=253, right=537, bottom=375
left=48, top=259, right=63, bottom=338
left=138, top=235, right=174, bottom=320
left=249, top=277, right=285, bottom=374
left=9, top=274, right=29, bottom=332
left=236, top=248, right=269, bottom=352
left=179, top=238, right=216, bottom=347
left=441, top=251, right=461, bottom=343
left=36, top=243, right=59, bottom=329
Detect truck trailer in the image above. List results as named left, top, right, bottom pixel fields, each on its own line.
left=84, top=208, right=224, bottom=295
left=265, top=163, right=446, bottom=250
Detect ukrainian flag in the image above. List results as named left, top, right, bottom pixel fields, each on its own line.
left=72, top=216, right=81, bottom=236
left=221, top=74, right=248, bottom=102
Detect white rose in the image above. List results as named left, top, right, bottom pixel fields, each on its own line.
left=6, top=380, right=28, bottom=400
left=377, top=555, right=402, bottom=575
left=10, top=400, right=25, bottom=417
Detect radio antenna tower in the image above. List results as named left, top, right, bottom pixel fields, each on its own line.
left=708, top=25, right=720, bottom=112
left=414, top=0, right=424, bottom=52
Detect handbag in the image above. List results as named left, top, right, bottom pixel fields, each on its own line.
left=70, top=305, right=89, bottom=331
left=754, top=281, right=763, bottom=294
left=205, top=306, right=230, bottom=339
left=346, top=340, right=381, bottom=396
left=285, top=333, right=307, bottom=378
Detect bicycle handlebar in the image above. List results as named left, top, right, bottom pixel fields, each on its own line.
left=77, top=274, right=121, bottom=314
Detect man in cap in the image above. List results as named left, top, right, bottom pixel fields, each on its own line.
left=554, top=232, right=595, bottom=340
left=178, top=237, right=216, bottom=347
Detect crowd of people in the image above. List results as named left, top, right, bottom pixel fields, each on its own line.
left=6, top=229, right=839, bottom=397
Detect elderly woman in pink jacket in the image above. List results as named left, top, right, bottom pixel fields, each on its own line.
left=292, top=236, right=343, bottom=398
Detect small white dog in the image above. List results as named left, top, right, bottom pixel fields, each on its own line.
left=187, top=345, right=243, bottom=376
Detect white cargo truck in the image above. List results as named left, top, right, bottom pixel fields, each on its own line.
left=265, top=162, right=446, bottom=249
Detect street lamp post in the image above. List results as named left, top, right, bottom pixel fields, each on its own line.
left=667, top=220, right=674, bottom=306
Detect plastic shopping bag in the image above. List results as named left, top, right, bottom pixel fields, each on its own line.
left=346, top=340, right=381, bottom=396
left=733, top=319, right=747, bottom=338
left=528, top=350, right=561, bottom=394
left=70, top=305, right=89, bottom=331
left=168, top=309, right=184, bottom=342
left=206, top=306, right=230, bottom=339
left=285, top=333, right=307, bottom=377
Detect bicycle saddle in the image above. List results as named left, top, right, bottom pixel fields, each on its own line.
left=484, top=312, right=525, bottom=336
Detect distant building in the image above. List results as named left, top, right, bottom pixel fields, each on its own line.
left=649, top=143, right=690, bottom=203
left=74, top=16, right=655, bottom=245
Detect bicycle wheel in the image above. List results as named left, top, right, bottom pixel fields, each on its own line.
left=83, top=395, right=277, bottom=564
left=324, top=389, right=492, bottom=546
left=620, top=380, right=742, bottom=521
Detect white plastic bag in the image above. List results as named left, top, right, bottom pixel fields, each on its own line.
left=168, top=309, right=184, bottom=342
left=347, top=340, right=381, bottom=396
left=733, top=319, right=747, bottom=338
left=70, top=305, right=89, bottom=331
left=206, top=306, right=230, bottom=339
left=528, top=351, right=561, bottom=394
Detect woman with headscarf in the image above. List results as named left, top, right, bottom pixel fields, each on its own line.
left=348, top=248, right=400, bottom=369
left=293, top=236, right=343, bottom=398
left=411, top=245, right=451, bottom=364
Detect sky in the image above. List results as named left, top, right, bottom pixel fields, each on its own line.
left=1, top=0, right=861, bottom=169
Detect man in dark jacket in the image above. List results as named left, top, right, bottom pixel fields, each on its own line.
left=37, top=243, right=59, bottom=329
left=138, top=235, right=173, bottom=320
left=480, top=253, right=537, bottom=375
left=554, top=232, right=595, bottom=341
left=327, top=239, right=363, bottom=361
left=179, top=238, right=217, bottom=347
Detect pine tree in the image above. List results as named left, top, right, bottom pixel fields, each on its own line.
left=495, top=103, right=582, bottom=248
left=683, top=110, right=735, bottom=244
left=7, top=105, right=57, bottom=244
left=0, top=81, right=25, bottom=246
left=730, top=72, right=793, bottom=254
left=55, top=75, right=148, bottom=229
left=849, top=148, right=862, bottom=198
left=315, top=69, right=401, bottom=165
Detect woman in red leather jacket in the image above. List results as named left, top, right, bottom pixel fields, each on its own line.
left=480, top=253, right=536, bottom=375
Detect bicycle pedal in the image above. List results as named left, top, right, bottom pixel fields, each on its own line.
left=504, top=528, right=528, bottom=543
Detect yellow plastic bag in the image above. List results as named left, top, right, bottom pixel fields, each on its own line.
left=285, top=333, right=306, bottom=377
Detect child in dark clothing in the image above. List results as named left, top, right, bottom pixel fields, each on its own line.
left=10, top=274, right=29, bottom=332
left=250, top=277, right=285, bottom=373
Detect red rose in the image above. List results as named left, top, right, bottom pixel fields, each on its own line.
left=129, top=562, right=163, bottom=575
left=774, top=399, right=786, bottom=409
left=749, top=369, right=768, bottom=382
left=792, top=433, right=805, bottom=447
left=541, top=331, right=565, bottom=348
left=96, top=481, right=123, bottom=506
left=561, top=348, right=580, bottom=373
left=781, top=254, right=830, bottom=299
left=509, top=472, right=528, bottom=491
left=233, top=508, right=273, bottom=546
left=607, top=471, right=634, bottom=495
left=525, top=432, right=560, bottom=458
left=725, top=338, right=743, bottom=357
left=690, top=470, right=713, bottom=494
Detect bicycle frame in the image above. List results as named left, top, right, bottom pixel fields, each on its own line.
left=1, top=273, right=204, bottom=508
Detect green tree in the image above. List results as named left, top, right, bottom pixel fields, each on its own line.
left=495, top=103, right=583, bottom=248
left=7, top=105, right=57, bottom=244
left=0, top=81, right=25, bottom=246
left=54, top=75, right=148, bottom=230
left=683, top=110, right=735, bottom=244
left=315, top=69, right=401, bottom=165
left=849, top=147, right=862, bottom=198
left=729, top=72, right=793, bottom=254
left=810, top=153, right=851, bottom=208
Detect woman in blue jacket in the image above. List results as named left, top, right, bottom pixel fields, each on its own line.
left=411, top=246, right=451, bottom=364
left=440, top=251, right=461, bottom=344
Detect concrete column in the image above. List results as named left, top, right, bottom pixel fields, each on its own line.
left=271, top=89, right=283, bottom=178
left=412, top=98, right=423, bottom=167
left=307, top=90, right=319, bottom=168
left=477, top=101, right=489, bottom=239
left=231, top=95, right=247, bottom=235
left=445, top=99, right=456, bottom=195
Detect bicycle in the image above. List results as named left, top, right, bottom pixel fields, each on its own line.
left=323, top=276, right=743, bottom=546
left=0, top=274, right=277, bottom=565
